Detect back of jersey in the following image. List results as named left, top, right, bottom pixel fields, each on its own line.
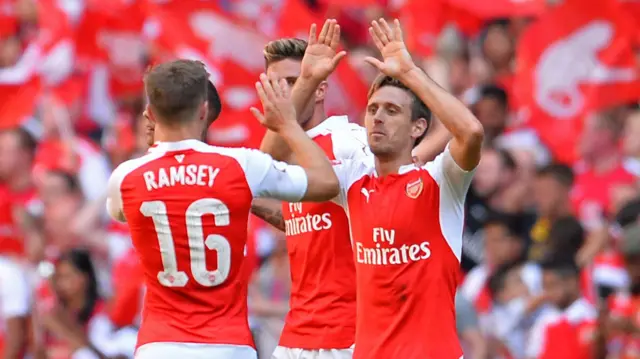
left=113, top=140, right=255, bottom=348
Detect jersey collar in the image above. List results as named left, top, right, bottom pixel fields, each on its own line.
left=149, top=139, right=208, bottom=153
left=305, top=115, right=349, bottom=138
left=373, top=163, right=419, bottom=177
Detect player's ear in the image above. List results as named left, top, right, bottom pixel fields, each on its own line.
left=199, top=101, right=209, bottom=122
left=411, top=117, right=427, bottom=141
left=314, top=81, right=328, bottom=102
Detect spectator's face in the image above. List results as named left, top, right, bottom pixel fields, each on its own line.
left=44, top=195, right=80, bottom=243
left=622, top=112, right=640, bottom=157
left=484, top=223, right=521, bottom=267
left=39, top=172, right=71, bottom=206
left=0, top=131, right=23, bottom=179
left=448, top=56, right=470, bottom=96
left=483, top=26, right=513, bottom=68
left=579, top=115, right=616, bottom=160
left=53, top=260, right=86, bottom=301
left=475, top=97, right=507, bottom=132
left=542, top=271, right=576, bottom=309
left=365, top=86, right=423, bottom=157
left=533, top=176, right=566, bottom=217
left=498, top=269, right=529, bottom=303
left=473, top=150, right=506, bottom=196
left=266, top=59, right=316, bottom=126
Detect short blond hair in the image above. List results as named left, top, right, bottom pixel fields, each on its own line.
left=263, top=38, right=307, bottom=67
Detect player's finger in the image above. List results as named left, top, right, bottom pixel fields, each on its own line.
left=279, top=79, right=291, bottom=98
left=380, top=18, right=393, bottom=39
left=259, top=73, right=276, bottom=101
left=308, top=23, right=317, bottom=45
left=330, top=24, right=341, bottom=49
left=363, top=56, right=384, bottom=71
left=369, top=27, right=385, bottom=50
left=325, top=19, right=336, bottom=45
left=331, top=51, right=348, bottom=68
left=318, top=19, right=330, bottom=43
left=371, top=20, right=389, bottom=45
left=249, top=107, right=265, bottom=123
left=393, top=19, right=403, bottom=41
left=271, top=77, right=283, bottom=98
left=254, top=81, right=269, bottom=105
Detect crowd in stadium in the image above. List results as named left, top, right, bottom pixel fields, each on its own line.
left=0, top=0, right=639, bottom=358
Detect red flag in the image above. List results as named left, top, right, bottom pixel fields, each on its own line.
left=514, top=0, right=640, bottom=163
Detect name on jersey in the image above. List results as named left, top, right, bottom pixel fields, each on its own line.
left=143, top=165, right=220, bottom=191
left=356, top=227, right=431, bottom=265
left=284, top=202, right=332, bottom=236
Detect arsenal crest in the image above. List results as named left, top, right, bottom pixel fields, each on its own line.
left=405, top=178, right=423, bottom=199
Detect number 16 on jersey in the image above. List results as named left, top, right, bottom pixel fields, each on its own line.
left=140, top=198, right=232, bottom=287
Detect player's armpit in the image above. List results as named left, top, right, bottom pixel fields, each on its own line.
left=251, top=198, right=285, bottom=232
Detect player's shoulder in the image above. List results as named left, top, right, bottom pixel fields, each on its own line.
left=111, top=151, right=166, bottom=181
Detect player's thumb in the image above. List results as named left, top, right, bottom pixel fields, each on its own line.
left=363, top=56, right=384, bottom=70
left=249, top=107, right=265, bottom=123
left=332, top=51, right=348, bottom=68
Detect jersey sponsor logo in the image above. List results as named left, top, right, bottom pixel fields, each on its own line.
left=405, top=177, right=423, bottom=199
left=285, top=202, right=333, bottom=236
left=355, top=227, right=431, bottom=266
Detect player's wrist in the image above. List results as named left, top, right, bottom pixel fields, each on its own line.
left=275, top=121, right=303, bottom=138
left=397, top=65, right=422, bottom=83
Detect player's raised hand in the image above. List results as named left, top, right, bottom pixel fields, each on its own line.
left=364, top=19, right=417, bottom=79
left=300, top=19, right=347, bottom=81
left=250, top=73, right=297, bottom=132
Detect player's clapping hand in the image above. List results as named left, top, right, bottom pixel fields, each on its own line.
left=300, top=19, right=347, bottom=81
left=250, top=74, right=297, bottom=132
left=365, top=19, right=418, bottom=80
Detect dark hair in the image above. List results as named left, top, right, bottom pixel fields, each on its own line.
left=144, top=60, right=209, bottom=125
left=263, top=38, right=307, bottom=67
left=0, top=128, right=37, bottom=157
left=48, top=170, right=81, bottom=194
left=496, top=148, right=517, bottom=171
left=546, top=217, right=584, bottom=262
left=540, top=258, right=580, bottom=279
left=368, top=74, right=432, bottom=146
left=56, top=248, right=100, bottom=324
left=479, top=85, right=508, bottom=111
left=483, top=211, right=523, bottom=238
left=487, top=260, right=523, bottom=298
left=537, top=163, right=574, bottom=187
left=206, top=80, right=222, bottom=126
left=616, top=197, right=640, bottom=227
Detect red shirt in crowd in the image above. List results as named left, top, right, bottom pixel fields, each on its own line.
left=608, top=292, right=640, bottom=359
left=0, top=184, right=40, bottom=256
left=109, top=247, right=144, bottom=328
left=279, top=116, right=365, bottom=350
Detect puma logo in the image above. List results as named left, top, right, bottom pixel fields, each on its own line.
left=361, top=188, right=374, bottom=203
left=535, top=20, right=635, bottom=118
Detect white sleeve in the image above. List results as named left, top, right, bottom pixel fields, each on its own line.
left=333, top=125, right=372, bottom=161
left=423, top=145, right=475, bottom=261
left=331, top=158, right=372, bottom=207
left=0, top=261, right=31, bottom=318
left=106, top=166, right=127, bottom=223
left=240, top=149, right=308, bottom=202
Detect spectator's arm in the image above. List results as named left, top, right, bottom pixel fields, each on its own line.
left=576, top=225, right=608, bottom=267
left=456, top=294, right=489, bottom=359
left=0, top=261, right=30, bottom=359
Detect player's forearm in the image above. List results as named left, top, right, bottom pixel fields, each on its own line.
left=412, top=118, right=451, bottom=163
left=399, top=67, right=484, bottom=169
left=277, top=123, right=339, bottom=201
left=259, top=130, right=292, bottom=162
left=251, top=198, right=285, bottom=232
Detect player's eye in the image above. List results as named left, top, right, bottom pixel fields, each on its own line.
left=286, top=77, right=297, bottom=86
left=367, top=105, right=378, bottom=114
left=386, top=106, right=399, bottom=115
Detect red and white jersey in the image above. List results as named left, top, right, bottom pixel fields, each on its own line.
left=526, top=298, right=596, bottom=359
left=106, top=139, right=309, bottom=350
left=280, top=116, right=368, bottom=349
left=0, top=256, right=31, bottom=357
left=332, top=146, right=474, bottom=359
left=608, top=292, right=640, bottom=359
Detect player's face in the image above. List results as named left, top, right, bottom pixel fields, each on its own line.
left=365, top=86, right=419, bottom=158
left=142, top=110, right=155, bottom=147
left=266, top=59, right=315, bottom=124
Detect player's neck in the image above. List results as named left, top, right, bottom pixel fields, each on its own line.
left=154, top=125, right=201, bottom=143
left=301, top=107, right=326, bottom=132
left=374, top=152, right=414, bottom=177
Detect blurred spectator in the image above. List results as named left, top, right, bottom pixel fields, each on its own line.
left=0, top=256, right=30, bottom=359
left=623, top=110, right=640, bottom=176
left=456, top=292, right=489, bottom=359
left=34, top=249, right=118, bottom=359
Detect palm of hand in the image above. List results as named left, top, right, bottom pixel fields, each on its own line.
left=301, top=44, right=336, bottom=78
left=379, top=41, right=414, bottom=77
